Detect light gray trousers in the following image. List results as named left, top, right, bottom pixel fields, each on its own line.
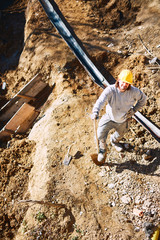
left=97, top=113, right=130, bottom=149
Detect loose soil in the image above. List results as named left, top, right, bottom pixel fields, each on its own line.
left=0, top=0, right=159, bottom=239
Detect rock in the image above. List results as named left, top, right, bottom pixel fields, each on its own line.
left=121, top=195, right=131, bottom=204
left=135, top=195, right=143, bottom=205
left=134, top=226, right=140, bottom=232
left=149, top=57, right=158, bottom=64
left=146, top=149, right=151, bottom=155
left=107, top=43, right=114, bottom=47
left=149, top=189, right=154, bottom=193
left=108, top=183, right=115, bottom=189
left=80, top=211, right=83, bottom=216
left=142, top=200, right=152, bottom=209
left=152, top=69, right=157, bottom=74
left=110, top=202, right=116, bottom=207
left=124, top=143, right=130, bottom=149
left=133, top=208, right=144, bottom=217
left=129, top=138, right=134, bottom=142
left=98, top=169, right=106, bottom=177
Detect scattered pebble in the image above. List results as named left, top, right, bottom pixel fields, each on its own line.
left=108, top=183, right=115, bottom=189
left=107, top=43, right=114, bottom=47
left=135, top=195, right=143, bottom=205
left=149, top=57, right=158, bottom=64
left=124, top=143, right=130, bottom=149
left=121, top=195, right=131, bottom=204
left=133, top=208, right=144, bottom=217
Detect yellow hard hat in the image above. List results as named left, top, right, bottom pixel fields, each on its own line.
left=118, top=69, right=133, bottom=84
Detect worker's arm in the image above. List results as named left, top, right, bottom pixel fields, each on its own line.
left=123, top=88, right=147, bottom=120
left=132, top=88, right=147, bottom=112
left=91, top=86, right=112, bottom=119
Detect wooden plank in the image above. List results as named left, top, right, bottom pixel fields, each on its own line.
left=0, top=103, right=39, bottom=140
left=0, top=130, right=12, bottom=140
left=17, top=94, right=36, bottom=101
left=0, top=80, right=47, bottom=121
left=0, top=103, right=36, bottom=140
left=0, top=73, right=41, bottom=112
left=3, top=128, right=15, bottom=134
left=4, top=103, right=35, bottom=132
left=18, top=111, right=39, bottom=133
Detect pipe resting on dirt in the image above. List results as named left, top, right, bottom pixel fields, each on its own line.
left=38, top=0, right=160, bottom=143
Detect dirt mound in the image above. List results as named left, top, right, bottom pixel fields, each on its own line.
left=0, top=138, right=35, bottom=239
left=80, top=0, right=141, bottom=30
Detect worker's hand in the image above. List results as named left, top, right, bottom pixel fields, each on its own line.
left=91, top=112, right=99, bottom=120
left=124, top=108, right=135, bottom=119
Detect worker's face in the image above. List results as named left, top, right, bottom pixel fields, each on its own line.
left=118, top=80, right=130, bottom=92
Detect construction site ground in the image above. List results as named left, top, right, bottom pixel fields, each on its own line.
left=0, top=0, right=160, bottom=239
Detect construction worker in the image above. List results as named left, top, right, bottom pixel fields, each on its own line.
left=91, top=69, right=147, bottom=162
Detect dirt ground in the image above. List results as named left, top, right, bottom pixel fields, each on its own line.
left=0, top=0, right=160, bottom=239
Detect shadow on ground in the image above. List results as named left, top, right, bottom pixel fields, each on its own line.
left=106, top=148, right=160, bottom=176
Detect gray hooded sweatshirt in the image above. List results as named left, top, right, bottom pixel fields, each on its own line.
left=92, top=84, right=147, bottom=123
